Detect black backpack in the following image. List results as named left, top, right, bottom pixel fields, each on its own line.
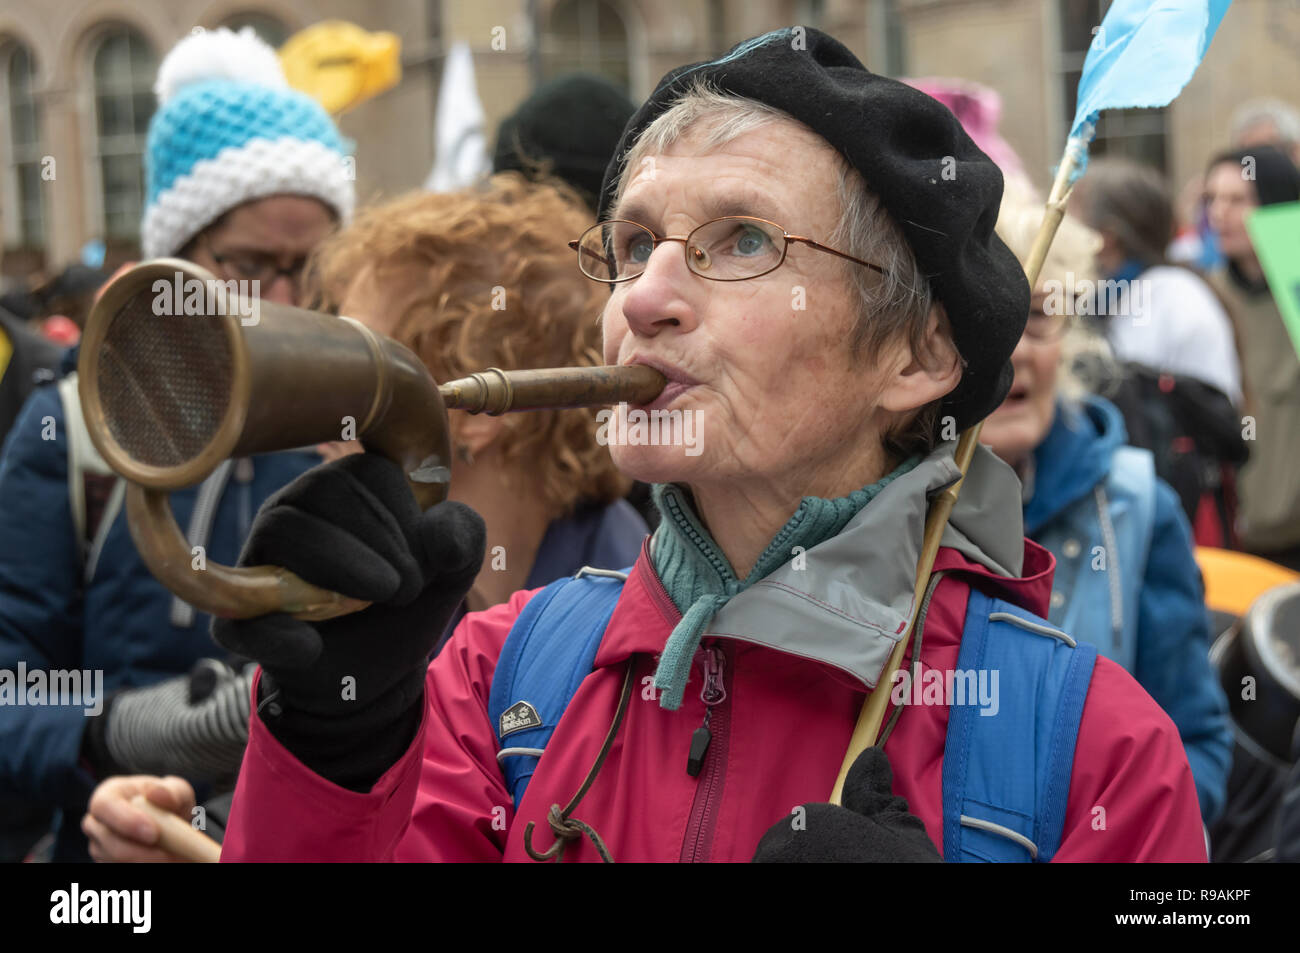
left=1097, top=361, right=1248, bottom=546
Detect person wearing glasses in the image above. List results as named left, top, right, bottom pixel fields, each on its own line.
left=206, top=30, right=1204, bottom=862
left=0, top=27, right=351, bottom=861
left=982, top=184, right=1232, bottom=827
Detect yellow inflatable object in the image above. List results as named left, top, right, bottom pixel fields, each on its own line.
left=0, top=326, right=13, bottom=383
left=279, top=21, right=401, bottom=115
left=1195, top=546, right=1299, bottom=616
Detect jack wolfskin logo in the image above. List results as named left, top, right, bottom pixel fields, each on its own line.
left=500, top=701, right=542, bottom=737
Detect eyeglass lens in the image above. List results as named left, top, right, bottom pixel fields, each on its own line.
left=576, top=218, right=787, bottom=282
left=212, top=249, right=306, bottom=285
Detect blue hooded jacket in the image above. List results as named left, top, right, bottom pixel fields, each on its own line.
left=1024, top=394, right=1232, bottom=824
left=0, top=350, right=318, bottom=860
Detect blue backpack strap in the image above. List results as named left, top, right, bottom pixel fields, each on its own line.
left=488, top=568, right=628, bottom=809
left=1101, top=445, right=1159, bottom=662
left=941, top=587, right=1097, bottom=862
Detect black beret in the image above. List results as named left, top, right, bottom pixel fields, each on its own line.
left=598, top=28, right=1029, bottom=431
left=494, top=72, right=637, bottom=214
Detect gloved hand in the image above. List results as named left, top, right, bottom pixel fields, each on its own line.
left=81, top=658, right=254, bottom=784
left=752, top=746, right=941, bottom=862
left=211, top=452, right=484, bottom=791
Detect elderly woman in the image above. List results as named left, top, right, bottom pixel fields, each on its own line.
left=212, top=30, right=1205, bottom=862
left=982, top=186, right=1232, bottom=825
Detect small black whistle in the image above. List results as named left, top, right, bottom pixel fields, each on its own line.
left=687, top=725, right=712, bottom=777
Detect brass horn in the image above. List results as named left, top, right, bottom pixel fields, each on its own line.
left=78, top=260, right=664, bottom=621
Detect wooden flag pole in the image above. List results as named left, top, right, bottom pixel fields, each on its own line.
left=130, top=795, right=223, bottom=863
left=829, top=151, right=1081, bottom=805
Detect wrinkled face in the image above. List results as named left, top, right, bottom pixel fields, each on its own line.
left=981, top=289, right=1061, bottom=470
left=1205, top=161, right=1259, bottom=261
left=188, top=195, right=336, bottom=306
left=601, top=119, right=914, bottom=491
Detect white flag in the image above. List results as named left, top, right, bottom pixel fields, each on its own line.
left=424, top=42, right=491, bottom=191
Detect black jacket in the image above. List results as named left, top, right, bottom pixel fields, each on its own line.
left=0, top=308, right=62, bottom=450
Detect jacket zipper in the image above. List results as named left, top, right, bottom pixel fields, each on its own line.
left=686, top=645, right=727, bottom=775
left=681, top=641, right=731, bottom=862
left=638, top=542, right=733, bottom=861
left=656, top=488, right=737, bottom=589
left=642, top=537, right=682, bottom=621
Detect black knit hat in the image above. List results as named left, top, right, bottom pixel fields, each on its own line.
left=598, top=28, right=1029, bottom=431
left=493, top=73, right=636, bottom=214
left=1207, top=144, right=1300, bottom=207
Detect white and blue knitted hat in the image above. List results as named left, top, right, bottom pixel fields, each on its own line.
left=141, top=27, right=355, bottom=259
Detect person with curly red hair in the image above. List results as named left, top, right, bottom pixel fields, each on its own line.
left=309, top=173, right=648, bottom=642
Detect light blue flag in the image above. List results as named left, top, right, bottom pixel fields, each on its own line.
left=1067, top=0, right=1231, bottom=178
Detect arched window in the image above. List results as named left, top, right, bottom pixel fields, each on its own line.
left=220, top=11, right=291, bottom=49
left=543, top=0, right=630, bottom=91
left=92, top=25, right=157, bottom=241
left=2, top=42, right=44, bottom=249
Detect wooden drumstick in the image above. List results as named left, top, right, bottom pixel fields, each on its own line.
left=130, top=794, right=222, bottom=863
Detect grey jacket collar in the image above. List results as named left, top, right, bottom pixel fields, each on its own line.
left=701, top=441, right=1025, bottom=688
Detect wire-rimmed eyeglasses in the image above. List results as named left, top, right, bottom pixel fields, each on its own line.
left=568, top=216, right=887, bottom=283
left=199, top=234, right=309, bottom=289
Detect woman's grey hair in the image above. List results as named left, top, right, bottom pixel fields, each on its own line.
left=1231, top=97, right=1300, bottom=149
left=611, top=80, right=945, bottom=460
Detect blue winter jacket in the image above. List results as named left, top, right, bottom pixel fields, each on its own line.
left=0, top=351, right=318, bottom=860
left=1024, top=395, right=1232, bottom=824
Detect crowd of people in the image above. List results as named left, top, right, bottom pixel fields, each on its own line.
left=0, top=24, right=1298, bottom=864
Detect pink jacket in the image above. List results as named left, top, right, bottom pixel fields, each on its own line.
left=221, top=537, right=1207, bottom=862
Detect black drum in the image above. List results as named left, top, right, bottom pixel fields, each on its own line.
left=1209, top=581, right=1300, bottom=862
left=1212, top=582, right=1300, bottom=762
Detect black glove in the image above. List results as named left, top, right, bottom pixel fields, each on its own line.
left=212, top=453, right=484, bottom=791
left=752, top=746, right=941, bottom=862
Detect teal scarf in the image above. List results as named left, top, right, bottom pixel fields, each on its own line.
left=649, top=457, right=918, bottom=709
